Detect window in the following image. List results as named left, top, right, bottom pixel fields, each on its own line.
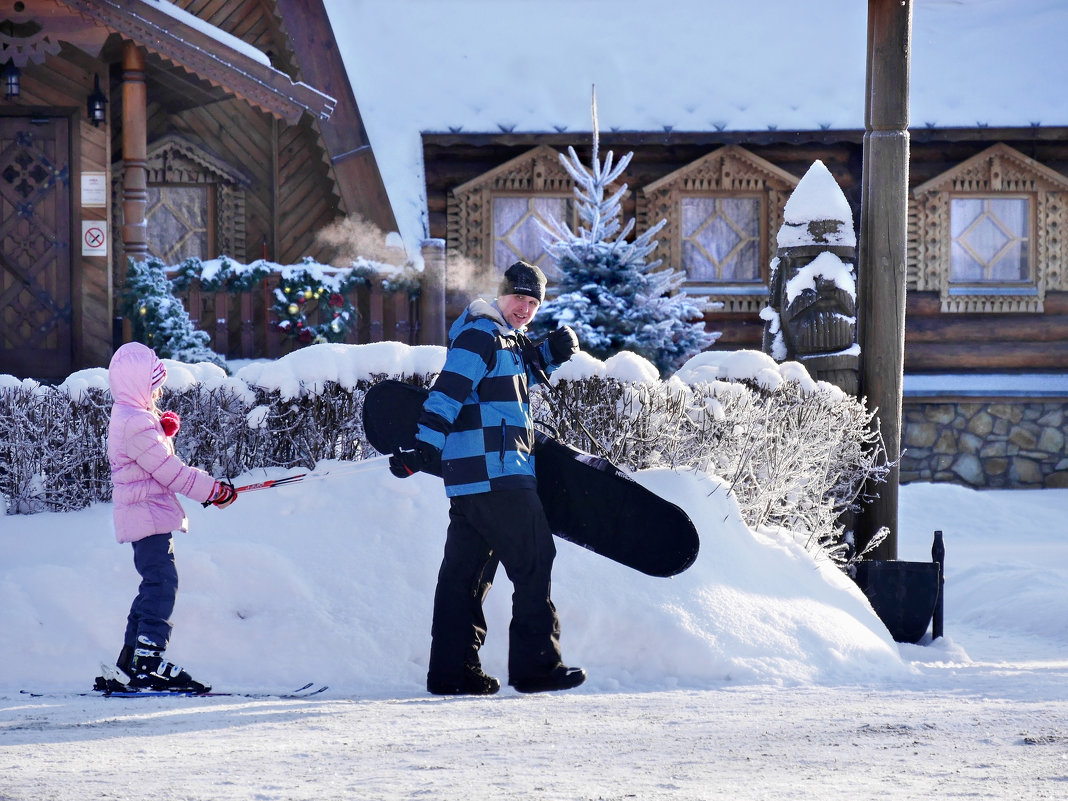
left=448, top=145, right=578, bottom=287
left=146, top=185, right=213, bottom=264
left=492, top=195, right=572, bottom=279
left=680, top=195, right=762, bottom=283
left=640, top=146, right=798, bottom=313
left=112, top=134, right=247, bottom=266
left=949, top=196, right=1030, bottom=284
left=910, top=143, right=1068, bottom=313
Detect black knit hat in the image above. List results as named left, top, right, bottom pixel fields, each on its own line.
left=498, top=260, right=546, bottom=303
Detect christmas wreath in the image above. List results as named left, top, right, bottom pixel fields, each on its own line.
left=272, top=261, right=367, bottom=345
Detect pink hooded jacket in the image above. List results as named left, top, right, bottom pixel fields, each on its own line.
left=107, top=342, right=216, bottom=543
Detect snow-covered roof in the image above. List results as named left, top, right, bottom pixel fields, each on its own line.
left=323, top=0, right=1068, bottom=260
left=154, top=0, right=271, bottom=66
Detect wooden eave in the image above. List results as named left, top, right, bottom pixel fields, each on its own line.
left=55, top=0, right=335, bottom=124
left=912, top=141, right=1068, bottom=195
left=274, top=0, right=397, bottom=233
left=641, top=143, right=800, bottom=194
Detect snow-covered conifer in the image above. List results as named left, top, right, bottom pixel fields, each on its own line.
left=121, top=258, right=226, bottom=368
left=533, top=93, right=719, bottom=376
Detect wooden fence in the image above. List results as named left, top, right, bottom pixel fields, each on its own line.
left=174, top=276, right=421, bottom=359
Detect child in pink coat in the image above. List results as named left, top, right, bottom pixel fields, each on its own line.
left=108, top=342, right=237, bottom=692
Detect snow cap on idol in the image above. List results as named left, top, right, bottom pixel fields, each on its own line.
left=499, top=260, right=546, bottom=303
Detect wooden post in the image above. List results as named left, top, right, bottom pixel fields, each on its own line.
left=120, top=43, right=148, bottom=265
left=419, top=238, right=447, bottom=345
left=856, top=0, right=913, bottom=559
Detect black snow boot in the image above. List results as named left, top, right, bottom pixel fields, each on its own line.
left=509, top=664, right=586, bottom=694
left=126, top=635, right=211, bottom=693
left=427, top=663, right=501, bottom=696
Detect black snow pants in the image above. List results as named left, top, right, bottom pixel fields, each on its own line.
left=428, top=487, right=562, bottom=684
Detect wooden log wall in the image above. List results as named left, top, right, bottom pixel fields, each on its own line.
left=425, top=131, right=1068, bottom=375
left=141, top=96, right=339, bottom=268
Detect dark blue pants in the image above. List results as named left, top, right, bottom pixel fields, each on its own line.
left=124, top=532, right=178, bottom=649
left=428, top=488, right=562, bottom=684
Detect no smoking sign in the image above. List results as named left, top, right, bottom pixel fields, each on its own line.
left=82, top=220, right=108, bottom=256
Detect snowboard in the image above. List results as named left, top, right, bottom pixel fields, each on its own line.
left=362, top=379, right=700, bottom=577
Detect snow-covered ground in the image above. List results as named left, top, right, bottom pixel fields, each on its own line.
left=2, top=460, right=1066, bottom=799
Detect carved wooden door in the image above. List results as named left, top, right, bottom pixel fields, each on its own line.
left=0, top=116, right=72, bottom=378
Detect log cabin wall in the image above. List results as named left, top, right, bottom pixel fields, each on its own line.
left=424, top=129, right=1068, bottom=374
left=422, top=132, right=864, bottom=333
left=134, top=95, right=339, bottom=267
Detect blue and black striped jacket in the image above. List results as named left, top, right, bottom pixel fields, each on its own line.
left=415, top=299, right=560, bottom=497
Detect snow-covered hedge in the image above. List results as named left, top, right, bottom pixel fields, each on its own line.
left=0, top=344, right=886, bottom=561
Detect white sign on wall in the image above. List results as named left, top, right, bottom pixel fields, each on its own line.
left=82, top=220, right=108, bottom=257
left=81, top=172, right=107, bottom=208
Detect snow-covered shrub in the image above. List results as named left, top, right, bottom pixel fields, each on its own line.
left=0, top=384, right=111, bottom=514
left=532, top=359, right=888, bottom=565
left=1, top=344, right=885, bottom=571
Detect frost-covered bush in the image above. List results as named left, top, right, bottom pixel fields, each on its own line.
left=532, top=353, right=887, bottom=564
left=0, top=343, right=887, bottom=569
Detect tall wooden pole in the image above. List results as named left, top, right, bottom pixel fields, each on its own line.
left=857, top=0, right=912, bottom=560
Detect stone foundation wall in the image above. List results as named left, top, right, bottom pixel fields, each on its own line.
left=900, top=400, right=1068, bottom=488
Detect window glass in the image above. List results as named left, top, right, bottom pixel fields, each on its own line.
left=680, top=196, right=761, bottom=282
left=950, top=196, right=1030, bottom=283
left=146, top=185, right=210, bottom=264
left=493, top=195, right=570, bottom=277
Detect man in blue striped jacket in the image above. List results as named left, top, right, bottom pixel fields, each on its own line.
left=389, top=261, right=585, bottom=695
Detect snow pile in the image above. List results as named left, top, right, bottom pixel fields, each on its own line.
left=0, top=453, right=907, bottom=696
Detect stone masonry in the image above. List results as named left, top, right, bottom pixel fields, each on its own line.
left=900, top=400, right=1068, bottom=488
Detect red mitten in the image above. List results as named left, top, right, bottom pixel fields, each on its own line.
left=159, top=410, right=181, bottom=437
left=208, top=480, right=237, bottom=509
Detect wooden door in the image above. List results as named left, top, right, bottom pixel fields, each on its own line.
left=0, top=115, right=72, bottom=379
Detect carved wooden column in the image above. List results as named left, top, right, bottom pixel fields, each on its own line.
left=121, top=42, right=148, bottom=266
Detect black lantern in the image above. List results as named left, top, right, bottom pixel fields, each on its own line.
left=87, top=73, right=107, bottom=126
left=2, top=60, right=20, bottom=100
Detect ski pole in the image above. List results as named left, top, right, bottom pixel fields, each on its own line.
left=233, top=459, right=384, bottom=493
left=203, top=459, right=385, bottom=505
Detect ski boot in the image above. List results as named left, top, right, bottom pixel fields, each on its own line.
left=124, top=635, right=211, bottom=693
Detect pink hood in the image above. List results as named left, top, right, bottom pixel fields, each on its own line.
left=107, top=343, right=216, bottom=543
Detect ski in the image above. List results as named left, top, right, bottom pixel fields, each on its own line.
left=18, top=681, right=329, bottom=700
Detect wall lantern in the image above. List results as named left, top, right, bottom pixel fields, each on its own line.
left=87, top=73, right=107, bottom=126
left=2, top=60, right=20, bottom=100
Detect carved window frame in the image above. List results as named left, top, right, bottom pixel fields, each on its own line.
left=909, top=143, right=1068, bottom=313
left=112, top=134, right=248, bottom=264
left=447, top=145, right=579, bottom=287
left=638, top=145, right=799, bottom=313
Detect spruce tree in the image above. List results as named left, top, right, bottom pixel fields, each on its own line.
left=120, top=257, right=226, bottom=368
left=534, top=98, right=718, bottom=376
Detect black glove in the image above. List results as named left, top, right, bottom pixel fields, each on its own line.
left=546, top=325, right=579, bottom=363
left=389, top=441, right=439, bottom=478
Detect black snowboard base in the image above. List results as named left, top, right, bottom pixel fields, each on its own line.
left=363, top=379, right=699, bottom=577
